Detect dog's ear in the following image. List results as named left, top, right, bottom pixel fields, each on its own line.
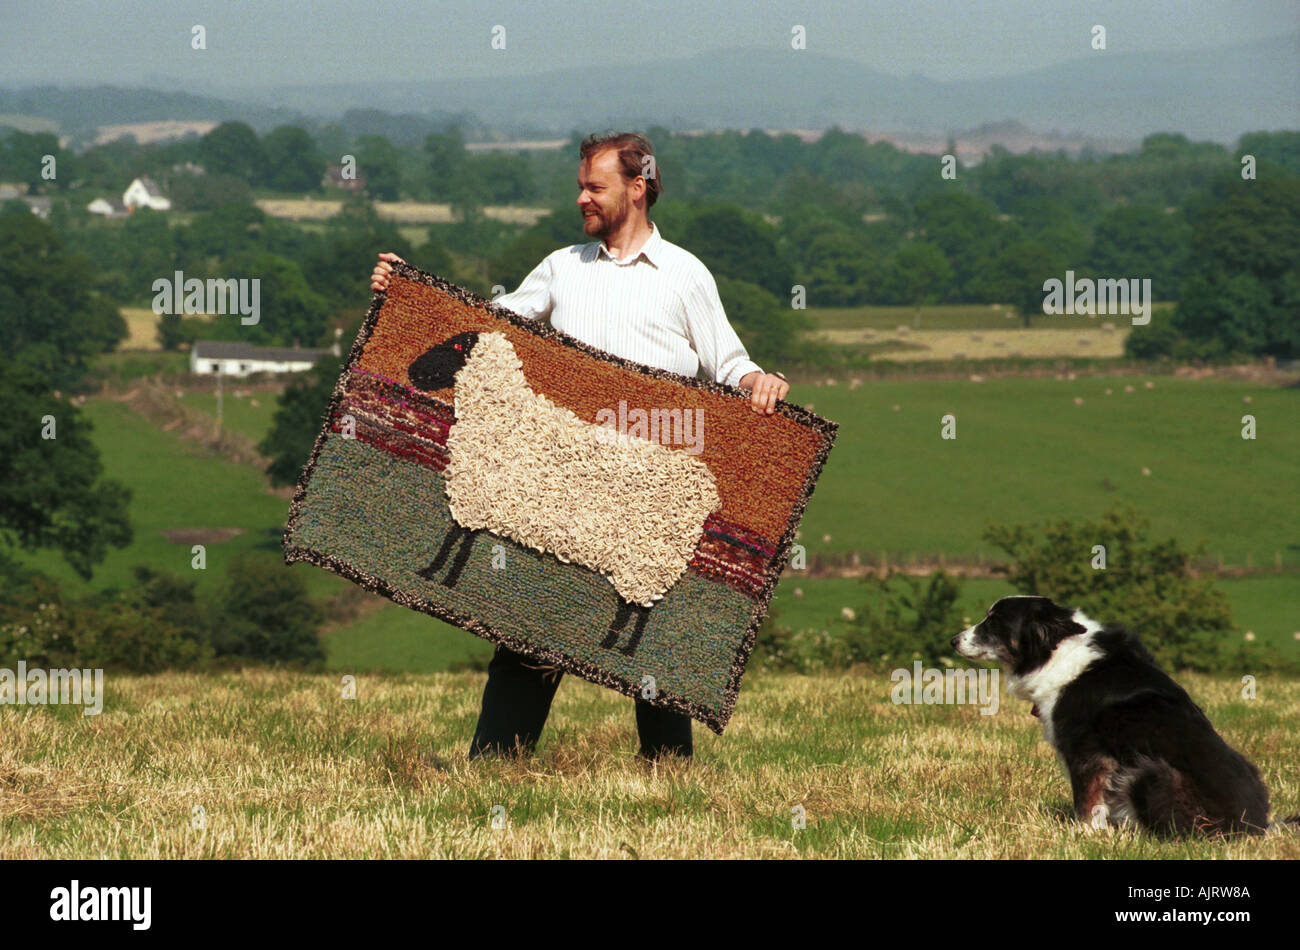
left=1009, top=612, right=1052, bottom=665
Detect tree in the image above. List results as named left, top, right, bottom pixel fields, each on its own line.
left=169, top=172, right=254, bottom=211
left=119, top=207, right=177, bottom=301
left=1236, top=131, right=1300, bottom=177
left=209, top=555, right=324, bottom=664
left=679, top=204, right=793, bottom=297
left=912, top=191, right=1007, bottom=299
left=798, top=227, right=878, bottom=306
left=199, top=121, right=266, bottom=182
left=261, top=125, right=325, bottom=193
left=850, top=570, right=966, bottom=666
left=0, top=130, right=72, bottom=190
left=714, top=276, right=817, bottom=370
left=757, top=570, right=967, bottom=671
left=302, top=197, right=414, bottom=308
left=0, top=210, right=127, bottom=389
left=969, top=238, right=1065, bottom=327
left=461, top=151, right=534, bottom=204
left=0, top=576, right=210, bottom=671
left=880, top=241, right=954, bottom=323
left=156, top=311, right=200, bottom=351
left=424, top=127, right=467, bottom=201
left=1165, top=174, right=1300, bottom=358
left=259, top=352, right=344, bottom=486
left=177, top=201, right=267, bottom=262
left=1086, top=205, right=1190, bottom=301
left=984, top=506, right=1233, bottom=670
left=354, top=135, right=403, bottom=201
left=0, top=358, right=132, bottom=580
left=203, top=252, right=331, bottom=348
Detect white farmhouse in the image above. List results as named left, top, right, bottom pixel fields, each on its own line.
left=122, top=176, right=171, bottom=211
left=190, top=341, right=339, bottom=378
left=87, top=197, right=129, bottom=218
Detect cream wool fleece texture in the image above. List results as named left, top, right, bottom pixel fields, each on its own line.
left=443, top=332, right=722, bottom=606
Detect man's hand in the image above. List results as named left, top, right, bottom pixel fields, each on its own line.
left=739, top=371, right=789, bottom=415
left=370, top=252, right=406, bottom=293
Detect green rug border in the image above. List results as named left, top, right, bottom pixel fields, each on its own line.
left=282, top=261, right=839, bottom=734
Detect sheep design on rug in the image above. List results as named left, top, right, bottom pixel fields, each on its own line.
left=409, top=330, right=721, bottom=609
left=282, top=262, right=837, bottom=733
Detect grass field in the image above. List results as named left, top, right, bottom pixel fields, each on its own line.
left=2, top=668, right=1295, bottom=858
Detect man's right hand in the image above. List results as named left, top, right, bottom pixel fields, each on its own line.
left=370, top=252, right=406, bottom=293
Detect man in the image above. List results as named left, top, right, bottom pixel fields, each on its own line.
left=370, top=131, right=789, bottom=762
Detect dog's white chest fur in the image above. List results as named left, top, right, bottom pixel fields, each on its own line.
left=1008, top=616, right=1103, bottom=746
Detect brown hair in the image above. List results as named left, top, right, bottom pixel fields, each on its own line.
left=579, top=131, right=662, bottom=207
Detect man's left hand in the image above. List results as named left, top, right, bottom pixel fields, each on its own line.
left=739, top=371, right=790, bottom=415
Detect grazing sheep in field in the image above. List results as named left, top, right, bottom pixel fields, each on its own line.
left=407, top=331, right=721, bottom=651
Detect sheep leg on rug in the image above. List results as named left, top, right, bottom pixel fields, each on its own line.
left=600, top=602, right=651, bottom=657
left=415, top=524, right=474, bottom=587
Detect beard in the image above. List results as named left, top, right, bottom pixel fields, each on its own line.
left=583, top=192, right=629, bottom=239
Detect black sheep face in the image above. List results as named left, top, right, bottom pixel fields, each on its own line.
left=408, top=332, right=480, bottom=391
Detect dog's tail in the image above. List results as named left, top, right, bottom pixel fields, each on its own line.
left=1267, top=814, right=1300, bottom=833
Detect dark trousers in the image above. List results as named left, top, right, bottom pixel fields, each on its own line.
left=469, top=645, right=692, bottom=759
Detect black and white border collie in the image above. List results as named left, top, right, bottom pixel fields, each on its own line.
left=952, top=595, right=1276, bottom=836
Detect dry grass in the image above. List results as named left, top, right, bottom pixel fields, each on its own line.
left=93, top=121, right=218, bottom=146
left=1, top=670, right=1295, bottom=859
left=119, top=307, right=163, bottom=350
left=816, top=327, right=1130, bottom=361
left=255, top=199, right=548, bottom=225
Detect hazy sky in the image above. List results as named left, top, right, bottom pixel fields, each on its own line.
left=2, top=0, right=1296, bottom=87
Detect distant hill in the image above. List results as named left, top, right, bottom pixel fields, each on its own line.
left=0, top=86, right=306, bottom=137
left=3, top=32, right=1295, bottom=145
left=232, top=32, right=1298, bottom=143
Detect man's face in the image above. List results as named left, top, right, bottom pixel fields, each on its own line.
left=577, top=149, right=633, bottom=239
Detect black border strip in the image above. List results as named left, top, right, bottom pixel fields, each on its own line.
left=282, top=262, right=839, bottom=734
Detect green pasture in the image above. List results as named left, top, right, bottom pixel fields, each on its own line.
left=787, top=373, right=1298, bottom=565
left=180, top=389, right=279, bottom=444
left=18, top=398, right=344, bottom=602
